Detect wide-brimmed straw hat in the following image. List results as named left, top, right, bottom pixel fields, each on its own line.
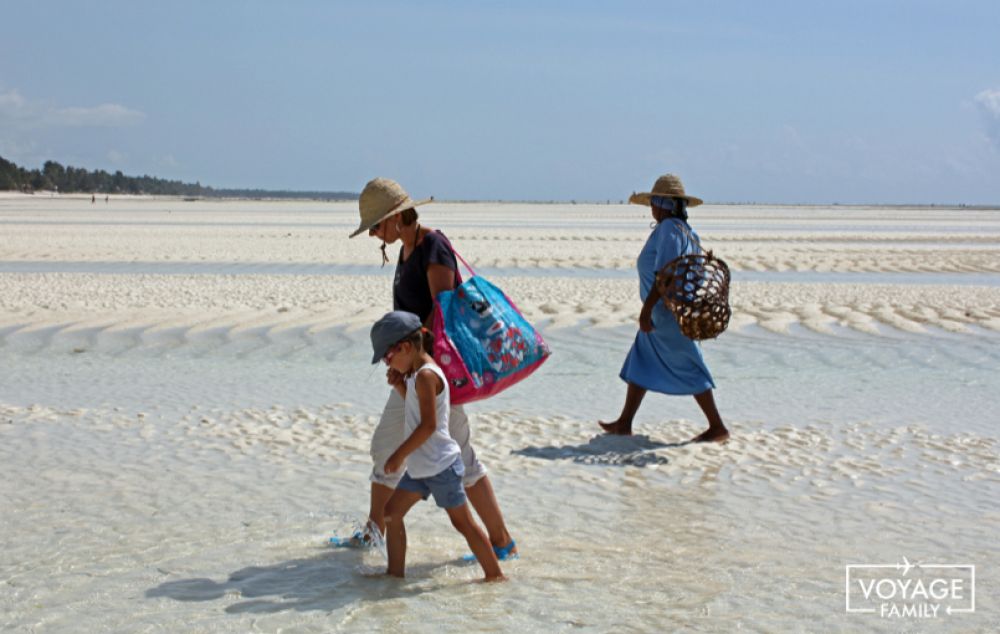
left=629, top=173, right=703, bottom=208
left=349, top=178, right=433, bottom=238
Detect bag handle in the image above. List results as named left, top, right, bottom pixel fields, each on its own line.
left=435, top=232, right=476, bottom=281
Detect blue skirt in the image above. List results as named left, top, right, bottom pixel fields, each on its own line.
left=620, top=303, right=716, bottom=395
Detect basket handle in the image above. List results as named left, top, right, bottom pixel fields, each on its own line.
left=672, top=219, right=705, bottom=255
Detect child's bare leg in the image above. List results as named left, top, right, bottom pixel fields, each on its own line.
left=599, top=382, right=647, bottom=435
left=446, top=504, right=505, bottom=581
left=368, top=482, right=396, bottom=536
left=383, top=490, right=424, bottom=578
left=691, top=389, right=729, bottom=443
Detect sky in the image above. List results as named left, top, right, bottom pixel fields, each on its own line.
left=2, top=0, right=999, bottom=204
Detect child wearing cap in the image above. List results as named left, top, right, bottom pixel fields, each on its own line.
left=369, top=311, right=504, bottom=581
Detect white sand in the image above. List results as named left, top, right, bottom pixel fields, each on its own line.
left=1, top=197, right=998, bottom=631
left=2, top=273, right=998, bottom=340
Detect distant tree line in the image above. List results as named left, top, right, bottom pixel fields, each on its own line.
left=0, top=155, right=357, bottom=200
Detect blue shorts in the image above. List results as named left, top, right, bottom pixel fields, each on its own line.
left=397, top=459, right=467, bottom=509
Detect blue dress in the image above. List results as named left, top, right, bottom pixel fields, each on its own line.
left=619, top=219, right=716, bottom=395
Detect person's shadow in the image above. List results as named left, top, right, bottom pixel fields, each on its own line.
left=146, top=548, right=436, bottom=614
left=512, top=434, right=687, bottom=467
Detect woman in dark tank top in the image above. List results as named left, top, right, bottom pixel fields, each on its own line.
left=391, top=221, right=459, bottom=325
left=347, top=177, right=518, bottom=561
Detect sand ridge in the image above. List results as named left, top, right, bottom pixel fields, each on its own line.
left=2, top=274, right=999, bottom=346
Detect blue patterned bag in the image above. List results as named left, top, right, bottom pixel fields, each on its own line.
left=431, top=248, right=550, bottom=404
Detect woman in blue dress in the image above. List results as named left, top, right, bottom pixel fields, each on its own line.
left=599, top=174, right=730, bottom=443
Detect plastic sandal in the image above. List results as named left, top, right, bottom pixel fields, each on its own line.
left=329, top=531, right=371, bottom=549
left=493, top=540, right=518, bottom=561
left=462, top=539, right=518, bottom=562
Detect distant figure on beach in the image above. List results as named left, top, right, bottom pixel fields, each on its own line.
left=369, top=310, right=504, bottom=581
left=345, top=177, right=517, bottom=561
left=105, top=194, right=109, bottom=203
left=599, top=174, right=730, bottom=443
left=91, top=193, right=95, bottom=204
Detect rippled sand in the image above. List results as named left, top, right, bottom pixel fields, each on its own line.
left=1, top=196, right=998, bottom=632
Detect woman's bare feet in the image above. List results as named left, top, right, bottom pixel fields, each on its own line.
left=599, top=420, right=633, bottom=435
left=691, top=426, right=730, bottom=443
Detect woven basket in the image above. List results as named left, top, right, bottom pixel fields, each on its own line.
left=655, top=250, right=731, bottom=340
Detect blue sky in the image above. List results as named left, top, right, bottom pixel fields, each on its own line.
left=2, top=1, right=999, bottom=203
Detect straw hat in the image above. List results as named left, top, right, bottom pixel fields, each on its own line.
left=349, top=178, right=433, bottom=238
left=629, top=174, right=703, bottom=208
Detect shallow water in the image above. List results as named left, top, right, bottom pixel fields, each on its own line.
left=2, top=322, right=998, bottom=437
left=2, top=321, right=998, bottom=631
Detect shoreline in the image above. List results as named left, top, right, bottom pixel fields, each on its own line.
left=2, top=190, right=997, bottom=209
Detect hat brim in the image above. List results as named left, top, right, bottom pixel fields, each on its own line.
left=629, top=192, right=703, bottom=208
left=348, top=196, right=434, bottom=238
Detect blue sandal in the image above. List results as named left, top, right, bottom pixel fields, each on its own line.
left=329, top=531, right=371, bottom=549
left=463, top=539, right=518, bottom=562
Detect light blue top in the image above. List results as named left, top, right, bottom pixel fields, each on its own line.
left=637, top=218, right=700, bottom=301
left=620, top=219, right=715, bottom=396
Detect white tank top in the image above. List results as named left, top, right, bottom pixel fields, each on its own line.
left=403, top=363, right=460, bottom=478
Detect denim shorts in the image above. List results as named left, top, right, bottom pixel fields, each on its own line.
left=397, top=459, right=467, bottom=509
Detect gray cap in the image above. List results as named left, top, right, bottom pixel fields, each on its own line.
left=370, top=310, right=422, bottom=364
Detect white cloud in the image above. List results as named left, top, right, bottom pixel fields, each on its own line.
left=974, top=88, right=1000, bottom=150
left=0, top=89, right=145, bottom=129
left=50, top=103, right=145, bottom=127
left=0, top=89, right=27, bottom=109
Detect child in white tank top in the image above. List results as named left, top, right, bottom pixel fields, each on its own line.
left=400, top=362, right=459, bottom=478
left=369, top=311, right=504, bottom=581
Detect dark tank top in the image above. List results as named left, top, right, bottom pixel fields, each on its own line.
left=392, top=230, right=459, bottom=323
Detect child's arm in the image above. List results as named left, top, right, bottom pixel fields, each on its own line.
left=384, top=369, right=442, bottom=473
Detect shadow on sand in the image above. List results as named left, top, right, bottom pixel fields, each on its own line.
left=146, top=549, right=442, bottom=614
left=512, top=433, right=688, bottom=467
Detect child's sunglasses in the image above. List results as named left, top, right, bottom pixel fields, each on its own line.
left=382, top=342, right=403, bottom=363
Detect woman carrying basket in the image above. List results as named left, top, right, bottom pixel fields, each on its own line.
left=347, top=177, right=518, bottom=560
left=599, top=174, right=730, bottom=443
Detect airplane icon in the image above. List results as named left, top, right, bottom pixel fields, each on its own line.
left=897, top=557, right=915, bottom=575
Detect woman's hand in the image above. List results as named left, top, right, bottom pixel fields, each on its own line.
left=640, top=284, right=662, bottom=333
left=384, top=452, right=404, bottom=475
left=639, top=302, right=655, bottom=333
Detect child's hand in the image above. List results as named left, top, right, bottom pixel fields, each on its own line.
left=386, top=368, right=403, bottom=386
left=384, top=453, right=404, bottom=475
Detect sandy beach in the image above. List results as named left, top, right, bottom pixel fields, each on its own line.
left=2, top=195, right=998, bottom=632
